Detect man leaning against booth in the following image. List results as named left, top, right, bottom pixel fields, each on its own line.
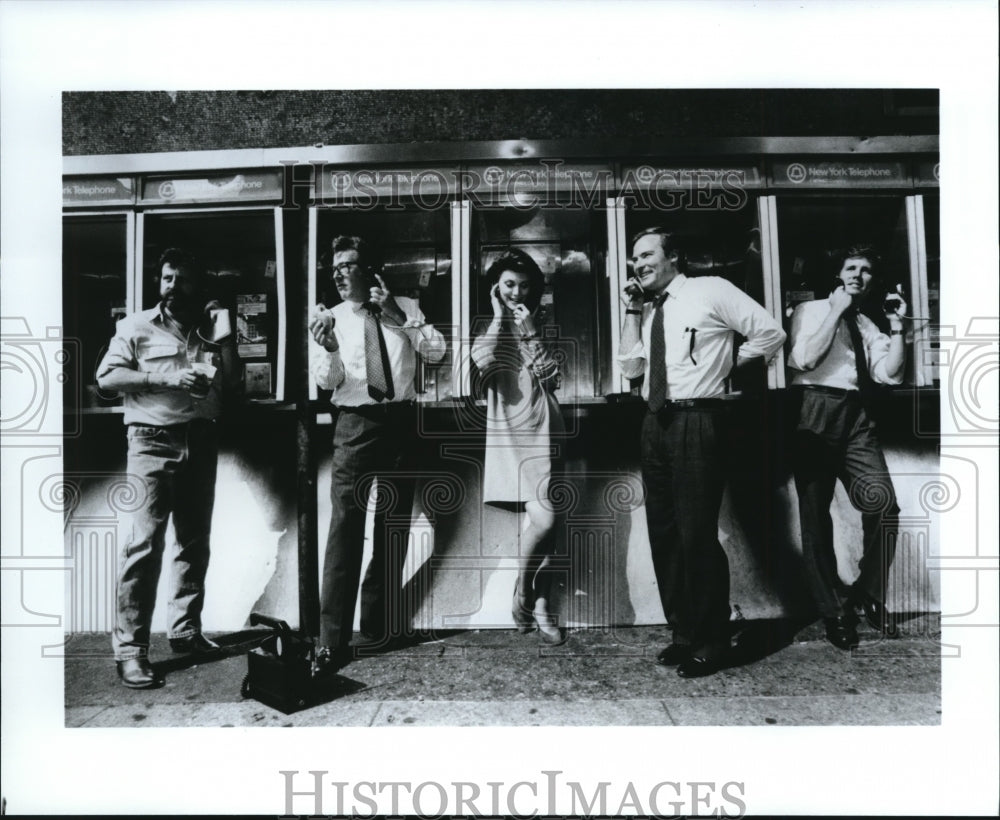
left=786, top=245, right=907, bottom=651
left=97, top=248, right=242, bottom=689
left=618, top=227, right=786, bottom=679
left=308, top=235, right=446, bottom=676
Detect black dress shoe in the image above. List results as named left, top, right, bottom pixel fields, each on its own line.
left=656, top=644, right=693, bottom=667
left=116, top=657, right=164, bottom=689
left=676, top=654, right=726, bottom=679
left=857, top=593, right=898, bottom=638
left=169, top=633, right=220, bottom=655
left=824, top=616, right=859, bottom=650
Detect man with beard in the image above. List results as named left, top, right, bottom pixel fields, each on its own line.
left=97, top=248, right=241, bottom=688
left=308, top=235, right=446, bottom=675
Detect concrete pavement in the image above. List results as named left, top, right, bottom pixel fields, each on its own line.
left=64, top=615, right=941, bottom=728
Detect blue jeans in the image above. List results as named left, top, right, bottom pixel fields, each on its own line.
left=113, top=419, right=218, bottom=660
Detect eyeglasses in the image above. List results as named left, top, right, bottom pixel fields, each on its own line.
left=332, top=261, right=362, bottom=276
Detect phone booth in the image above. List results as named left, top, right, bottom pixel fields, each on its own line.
left=463, top=162, right=614, bottom=403
left=767, top=154, right=940, bottom=614
left=768, top=157, right=931, bottom=387
left=62, top=179, right=136, bottom=414
left=307, top=167, right=457, bottom=403
left=614, top=162, right=778, bottom=389
left=137, top=171, right=288, bottom=401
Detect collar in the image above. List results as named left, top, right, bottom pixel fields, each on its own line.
left=650, top=273, right=687, bottom=307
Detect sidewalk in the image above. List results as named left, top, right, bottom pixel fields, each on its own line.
left=64, top=615, right=941, bottom=728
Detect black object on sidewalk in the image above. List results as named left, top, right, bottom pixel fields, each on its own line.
left=241, top=613, right=318, bottom=714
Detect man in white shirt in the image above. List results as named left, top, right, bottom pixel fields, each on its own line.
left=618, top=227, right=786, bottom=678
left=308, top=235, right=446, bottom=674
left=787, top=245, right=906, bottom=649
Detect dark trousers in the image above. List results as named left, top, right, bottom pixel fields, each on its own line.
left=640, top=407, right=732, bottom=657
left=793, top=389, right=900, bottom=618
left=319, top=404, right=416, bottom=650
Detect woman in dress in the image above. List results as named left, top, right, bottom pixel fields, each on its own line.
left=471, top=249, right=566, bottom=645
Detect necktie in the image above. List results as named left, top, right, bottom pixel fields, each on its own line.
left=363, top=305, right=394, bottom=401
left=845, top=310, right=872, bottom=393
left=647, top=293, right=668, bottom=412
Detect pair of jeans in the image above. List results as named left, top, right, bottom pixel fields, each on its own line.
left=113, top=419, right=218, bottom=660
left=640, top=406, right=732, bottom=658
left=793, top=389, right=900, bottom=618
left=319, top=404, right=417, bottom=651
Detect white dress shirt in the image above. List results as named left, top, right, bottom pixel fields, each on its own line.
left=618, top=274, right=786, bottom=401
left=787, top=297, right=903, bottom=389
left=309, top=295, right=446, bottom=406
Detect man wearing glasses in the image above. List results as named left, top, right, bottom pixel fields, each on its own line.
left=308, top=235, right=446, bottom=675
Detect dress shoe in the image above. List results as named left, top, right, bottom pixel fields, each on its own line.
left=676, top=654, right=726, bottom=679
left=116, top=657, right=164, bottom=689
left=824, top=615, right=860, bottom=650
left=655, top=643, right=693, bottom=667
left=511, top=579, right=534, bottom=634
left=856, top=592, right=898, bottom=638
left=169, top=633, right=220, bottom=655
left=533, top=602, right=567, bottom=646
left=312, top=645, right=352, bottom=677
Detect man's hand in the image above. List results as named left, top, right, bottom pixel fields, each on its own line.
left=309, top=304, right=338, bottom=351
left=829, top=284, right=853, bottom=315
left=159, top=368, right=208, bottom=393
left=369, top=274, right=406, bottom=323
left=622, top=278, right=644, bottom=309
left=883, top=283, right=908, bottom=328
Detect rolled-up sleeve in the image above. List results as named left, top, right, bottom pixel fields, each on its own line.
left=786, top=301, right=817, bottom=372
left=96, top=325, right=137, bottom=385
left=392, top=298, right=446, bottom=364
left=867, top=328, right=903, bottom=385
left=309, top=340, right=345, bottom=391
left=616, top=340, right=646, bottom=380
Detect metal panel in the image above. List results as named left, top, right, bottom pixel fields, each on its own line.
left=273, top=207, right=287, bottom=401
left=453, top=200, right=472, bottom=398
left=64, top=135, right=940, bottom=176
left=759, top=196, right=786, bottom=389
left=308, top=207, right=318, bottom=403
left=607, top=196, right=627, bottom=394
left=908, top=196, right=933, bottom=387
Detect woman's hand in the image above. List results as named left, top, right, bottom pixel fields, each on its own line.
left=490, top=283, right=505, bottom=318
left=512, top=303, right=536, bottom=338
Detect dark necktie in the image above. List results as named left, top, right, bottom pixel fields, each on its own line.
left=647, top=293, right=668, bottom=412
left=845, top=309, right=873, bottom=393
left=363, top=305, right=394, bottom=401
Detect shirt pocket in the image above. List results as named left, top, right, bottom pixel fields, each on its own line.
left=137, top=342, right=184, bottom=374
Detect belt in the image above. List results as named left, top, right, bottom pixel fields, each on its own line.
left=129, top=418, right=216, bottom=431
left=338, top=401, right=416, bottom=418
left=796, top=384, right=861, bottom=398
left=653, top=398, right=731, bottom=411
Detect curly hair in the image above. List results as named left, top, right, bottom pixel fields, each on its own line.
left=485, top=248, right=546, bottom=312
